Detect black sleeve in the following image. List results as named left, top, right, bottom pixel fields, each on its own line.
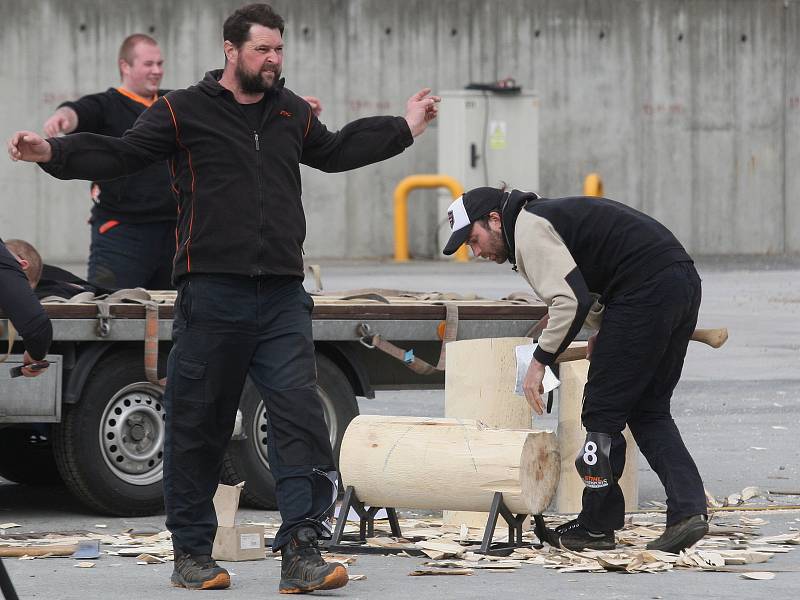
left=59, top=92, right=109, bottom=133
left=301, top=112, right=413, bottom=173
left=40, top=96, right=178, bottom=182
left=0, top=242, right=52, bottom=360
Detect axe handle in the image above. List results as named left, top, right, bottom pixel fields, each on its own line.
left=554, top=326, right=729, bottom=364
left=0, top=544, right=77, bottom=557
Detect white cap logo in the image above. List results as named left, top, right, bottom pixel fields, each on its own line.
left=446, top=196, right=470, bottom=232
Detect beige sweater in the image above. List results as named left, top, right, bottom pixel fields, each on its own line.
left=514, top=209, right=604, bottom=358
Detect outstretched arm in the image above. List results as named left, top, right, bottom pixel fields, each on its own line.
left=8, top=97, right=176, bottom=181
left=301, top=88, right=438, bottom=172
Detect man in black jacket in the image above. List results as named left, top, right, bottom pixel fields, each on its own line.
left=0, top=240, right=52, bottom=376
left=42, top=34, right=176, bottom=290
left=0, top=238, right=53, bottom=600
left=442, top=187, right=708, bottom=555
left=9, top=3, right=438, bottom=594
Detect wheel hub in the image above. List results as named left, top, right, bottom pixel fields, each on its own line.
left=99, top=382, right=165, bottom=486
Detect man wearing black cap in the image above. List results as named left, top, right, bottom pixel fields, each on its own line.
left=443, top=187, right=708, bottom=554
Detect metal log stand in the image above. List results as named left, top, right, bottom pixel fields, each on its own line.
left=325, top=486, right=407, bottom=554
left=326, top=486, right=549, bottom=556
left=479, top=491, right=547, bottom=555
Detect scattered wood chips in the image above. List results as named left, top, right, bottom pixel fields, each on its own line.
left=1, top=490, right=797, bottom=582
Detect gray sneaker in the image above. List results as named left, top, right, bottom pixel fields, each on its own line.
left=170, top=552, right=230, bottom=590
left=646, top=515, right=709, bottom=554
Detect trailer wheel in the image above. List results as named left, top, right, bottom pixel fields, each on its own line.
left=222, top=354, right=359, bottom=509
left=0, top=426, right=61, bottom=485
left=53, top=350, right=166, bottom=516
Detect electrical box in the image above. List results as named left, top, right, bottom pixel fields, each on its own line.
left=437, top=90, right=539, bottom=254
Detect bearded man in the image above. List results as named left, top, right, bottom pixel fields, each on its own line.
left=9, top=3, right=439, bottom=593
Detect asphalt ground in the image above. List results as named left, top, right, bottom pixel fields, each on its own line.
left=2, top=256, right=800, bottom=598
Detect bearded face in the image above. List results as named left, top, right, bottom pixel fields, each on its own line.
left=235, top=58, right=281, bottom=94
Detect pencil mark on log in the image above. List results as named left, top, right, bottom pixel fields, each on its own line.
left=382, top=425, right=416, bottom=471
left=455, top=418, right=479, bottom=472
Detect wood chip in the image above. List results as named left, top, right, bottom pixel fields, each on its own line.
left=741, top=487, right=764, bottom=501
left=75, top=561, right=95, bottom=568
left=409, top=568, right=473, bottom=576
left=349, top=574, right=367, bottom=581
left=740, top=572, right=775, bottom=580
left=135, top=553, right=166, bottom=564
left=0, top=524, right=21, bottom=529
left=414, top=540, right=465, bottom=557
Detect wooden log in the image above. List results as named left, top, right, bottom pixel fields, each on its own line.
left=556, top=360, right=639, bottom=513
left=444, top=337, right=534, bottom=525
left=444, top=338, right=534, bottom=428
left=339, top=415, right=560, bottom=515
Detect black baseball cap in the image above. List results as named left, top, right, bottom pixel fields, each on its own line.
left=442, top=187, right=505, bottom=255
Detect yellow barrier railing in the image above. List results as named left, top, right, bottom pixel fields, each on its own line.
left=394, top=175, right=468, bottom=262
left=583, top=172, right=604, bottom=197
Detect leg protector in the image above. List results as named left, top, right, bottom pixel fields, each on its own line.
left=575, top=432, right=613, bottom=490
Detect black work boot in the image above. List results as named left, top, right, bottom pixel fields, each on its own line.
left=545, top=518, right=616, bottom=551
left=646, top=514, right=709, bottom=554
left=279, top=526, right=348, bottom=594
left=170, top=550, right=230, bottom=590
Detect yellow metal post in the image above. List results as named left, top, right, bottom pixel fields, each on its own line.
left=393, top=174, right=468, bottom=262
left=583, top=173, right=604, bottom=197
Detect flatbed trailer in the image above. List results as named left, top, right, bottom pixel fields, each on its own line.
left=0, top=292, right=546, bottom=515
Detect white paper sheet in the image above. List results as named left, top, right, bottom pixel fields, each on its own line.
left=514, top=343, right=561, bottom=396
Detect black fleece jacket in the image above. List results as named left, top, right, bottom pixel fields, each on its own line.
left=60, top=88, right=175, bottom=224
left=42, top=70, right=414, bottom=281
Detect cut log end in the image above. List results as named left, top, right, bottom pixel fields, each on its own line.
left=520, top=433, right=561, bottom=514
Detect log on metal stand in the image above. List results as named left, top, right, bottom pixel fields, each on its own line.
left=339, top=416, right=560, bottom=532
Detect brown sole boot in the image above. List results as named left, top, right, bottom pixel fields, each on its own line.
left=171, top=571, right=231, bottom=590
left=279, top=564, right=349, bottom=594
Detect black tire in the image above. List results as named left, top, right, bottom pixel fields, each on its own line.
left=52, top=349, right=167, bottom=516
left=0, top=426, right=61, bottom=485
left=222, top=354, right=359, bottom=509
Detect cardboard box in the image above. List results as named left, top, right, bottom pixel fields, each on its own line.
left=211, top=483, right=265, bottom=562
left=212, top=525, right=265, bottom=562
left=212, top=483, right=243, bottom=528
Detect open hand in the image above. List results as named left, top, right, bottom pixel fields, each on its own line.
left=404, top=88, right=440, bottom=138
left=8, top=131, right=52, bottom=163
left=523, top=358, right=546, bottom=415
left=43, top=107, right=78, bottom=137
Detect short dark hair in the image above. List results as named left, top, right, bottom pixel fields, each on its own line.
left=118, top=34, right=158, bottom=65
left=223, top=3, right=285, bottom=48
left=5, top=238, right=43, bottom=288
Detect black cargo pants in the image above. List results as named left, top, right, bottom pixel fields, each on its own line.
left=163, top=274, right=336, bottom=553
left=578, top=261, right=707, bottom=532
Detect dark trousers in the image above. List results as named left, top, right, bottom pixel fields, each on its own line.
left=163, top=274, right=336, bottom=553
left=88, top=220, right=175, bottom=289
left=578, top=262, right=707, bottom=531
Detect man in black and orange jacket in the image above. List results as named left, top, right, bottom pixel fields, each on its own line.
left=42, top=33, right=175, bottom=289
left=9, top=3, right=439, bottom=594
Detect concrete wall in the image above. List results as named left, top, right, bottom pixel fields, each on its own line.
left=1, top=0, right=797, bottom=263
